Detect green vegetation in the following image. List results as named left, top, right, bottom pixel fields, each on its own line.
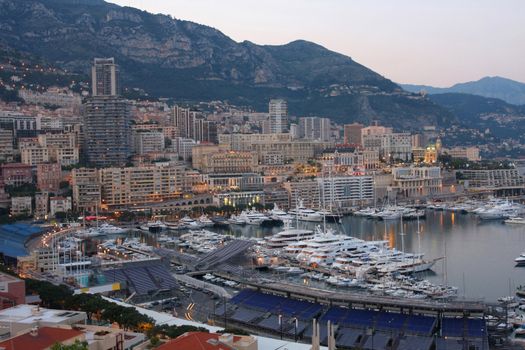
left=5, top=183, right=37, bottom=197
left=218, top=328, right=250, bottom=336
left=147, top=324, right=209, bottom=339
left=439, top=154, right=514, bottom=170
left=50, top=340, right=89, bottom=350
left=25, top=278, right=210, bottom=345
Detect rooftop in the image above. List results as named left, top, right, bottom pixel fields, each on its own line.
left=0, top=326, right=83, bottom=350
left=157, top=332, right=237, bottom=350
left=0, top=163, right=32, bottom=169
left=0, top=272, right=21, bottom=283
left=0, top=305, right=85, bottom=325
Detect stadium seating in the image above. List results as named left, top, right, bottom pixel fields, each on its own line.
left=101, top=263, right=177, bottom=295
left=442, top=318, right=465, bottom=338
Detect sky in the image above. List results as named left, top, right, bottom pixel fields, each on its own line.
left=110, top=0, right=525, bottom=87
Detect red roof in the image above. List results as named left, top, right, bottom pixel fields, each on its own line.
left=0, top=326, right=84, bottom=350
left=157, top=332, right=240, bottom=350
left=0, top=163, right=32, bottom=169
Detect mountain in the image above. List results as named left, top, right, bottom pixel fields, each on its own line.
left=429, top=93, right=525, bottom=141
left=402, top=76, right=525, bottom=105
left=0, top=0, right=455, bottom=129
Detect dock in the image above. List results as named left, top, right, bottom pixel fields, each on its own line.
left=214, top=271, right=486, bottom=316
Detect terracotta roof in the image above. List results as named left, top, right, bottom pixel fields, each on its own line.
left=0, top=163, right=32, bottom=168
left=0, top=326, right=84, bottom=350
left=157, top=332, right=240, bottom=350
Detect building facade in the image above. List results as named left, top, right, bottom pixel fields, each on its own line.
left=71, top=168, right=101, bottom=212
left=391, top=166, right=442, bottom=198
left=99, top=163, right=186, bottom=208
left=36, top=163, right=62, bottom=192
left=459, top=168, right=524, bottom=192
left=298, top=117, right=331, bottom=141
left=91, top=57, right=119, bottom=96
left=83, top=96, right=131, bottom=167
left=1, top=163, right=33, bottom=186
left=343, top=123, right=364, bottom=145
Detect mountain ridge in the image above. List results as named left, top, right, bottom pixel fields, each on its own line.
left=0, top=0, right=455, bottom=128
left=401, top=76, right=525, bottom=105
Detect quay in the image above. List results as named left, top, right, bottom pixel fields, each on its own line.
left=213, top=271, right=486, bottom=316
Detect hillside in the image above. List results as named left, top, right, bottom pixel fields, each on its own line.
left=402, top=76, right=525, bottom=105
left=0, top=0, right=455, bottom=129
left=430, top=93, right=525, bottom=141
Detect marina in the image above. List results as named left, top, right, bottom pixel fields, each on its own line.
left=205, top=206, right=525, bottom=302
left=49, top=201, right=525, bottom=303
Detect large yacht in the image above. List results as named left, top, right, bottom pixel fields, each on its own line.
left=238, top=208, right=270, bottom=225
left=288, top=200, right=323, bottom=222
left=268, top=204, right=294, bottom=221
left=265, top=224, right=315, bottom=249
left=478, top=201, right=524, bottom=220
left=295, top=227, right=381, bottom=265
left=139, top=220, right=168, bottom=233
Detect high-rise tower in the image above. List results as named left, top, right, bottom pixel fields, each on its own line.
left=268, top=99, right=288, bottom=133
left=84, top=58, right=131, bottom=167
left=91, top=57, right=120, bottom=97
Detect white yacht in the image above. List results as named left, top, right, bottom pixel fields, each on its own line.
left=478, top=201, right=524, bottom=220
left=238, top=209, right=270, bottom=225
left=98, top=223, right=127, bottom=235
left=515, top=252, right=525, bottom=265
left=269, top=203, right=294, bottom=221
left=228, top=214, right=246, bottom=225
left=295, top=227, right=382, bottom=265
left=288, top=200, right=323, bottom=222
left=353, top=207, right=377, bottom=217
left=505, top=217, right=525, bottom=225
left=76, top=227, right=104, bottom=238
left=265, top=224, right=315, bottom=249
left=197, top=214, right=215, bottom=227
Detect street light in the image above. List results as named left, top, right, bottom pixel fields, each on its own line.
left=278, top=314, right=283, bottom=340
left=294, top=317, right=298, bottom=342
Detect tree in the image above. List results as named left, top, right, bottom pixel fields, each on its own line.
left=55, top=211, right=68, bottom=220
left=50, top=340, right=88, bottom=350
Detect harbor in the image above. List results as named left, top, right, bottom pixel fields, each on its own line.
left=15, top=197, right=525, bottom=348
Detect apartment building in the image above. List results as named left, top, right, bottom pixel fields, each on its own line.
left=99, top=163, right=186, bottom=207
left=71, top=168, right=101, bottom=212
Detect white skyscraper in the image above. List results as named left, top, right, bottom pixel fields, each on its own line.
left=91, top=57, right=119, bottom=97
left=268, top=99, right=288, bottom=133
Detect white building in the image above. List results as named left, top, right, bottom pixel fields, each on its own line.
left=19, top=88, right=82, bottom=108
left=175, top=137, right=197, bottom=161
left=298, top=117, right=331, bottom=141
left=10, top=196, right=32, bottom=216
left=317, top=176, right=374, bottom=208
left=362, top=132, right=412, bottom=162
left=49, top=196, right=72, bottom=217
left=268, top=99, right=288, bottom=133
left=133, top=130, right=165, bottom=155
left=444, top=146, right=481, bottom=161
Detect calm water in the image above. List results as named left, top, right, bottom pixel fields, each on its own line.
left=210, top=210, right=525, bottom=302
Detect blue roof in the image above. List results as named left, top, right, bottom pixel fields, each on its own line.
left=0, top=244, right=27, bottom=258
left=0, top=223, right=44, bottom=236
left=0, top=223, right=43, bottom=258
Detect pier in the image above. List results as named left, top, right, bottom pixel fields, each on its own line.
left=214, top=271, right=486, bottom=316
